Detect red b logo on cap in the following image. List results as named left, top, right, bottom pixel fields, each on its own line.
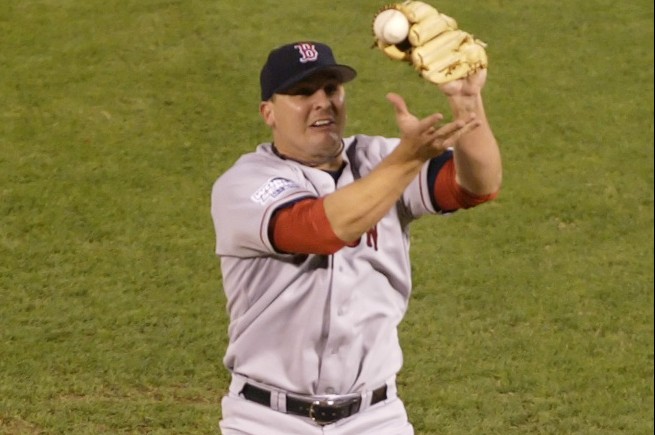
left=294, top=43, right=319, bottom=63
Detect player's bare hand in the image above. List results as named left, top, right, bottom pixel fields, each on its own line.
left=438, top=69, right=487, bottom=97
left=386, top=92, right=480, bottom=160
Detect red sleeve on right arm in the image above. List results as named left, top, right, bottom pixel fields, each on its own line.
left=434, top=159, right=498, bottom=212
left=270, top=197, right=350, bottom=255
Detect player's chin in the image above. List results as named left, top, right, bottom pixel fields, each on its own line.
left=309, top=137, right=342, bottom=157
left=309, top=127, right=341, bottom=143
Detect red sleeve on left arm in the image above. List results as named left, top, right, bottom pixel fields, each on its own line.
left=270, top=197, right=351, bottom=255
left=434, top=159, right=499, bottom=212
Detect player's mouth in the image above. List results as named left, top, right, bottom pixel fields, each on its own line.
left=310, top=118, right=335, bottom=129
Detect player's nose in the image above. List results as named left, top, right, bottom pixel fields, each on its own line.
left=310, top=88, right=332, bottom=108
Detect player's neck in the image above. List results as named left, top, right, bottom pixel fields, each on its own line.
left=271, top=142, right=344, bottom=170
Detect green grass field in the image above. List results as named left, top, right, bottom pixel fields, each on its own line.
left=1, top=0, right=653, bottom=433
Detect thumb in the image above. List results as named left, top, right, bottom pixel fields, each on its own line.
left=386, top=92, right=409, bottom=118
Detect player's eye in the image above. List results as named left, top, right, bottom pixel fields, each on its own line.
left=298, top=87, right=317, bottom=96
left=284, top=78, right=341, bottom=97
left=286, top=85, right=316, bottom=96
left=324, top=83, right=339, bottom=95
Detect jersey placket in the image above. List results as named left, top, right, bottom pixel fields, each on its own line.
left=314, top=164, right=359, bottom=395
left=315, top=251, right=357, bottom=395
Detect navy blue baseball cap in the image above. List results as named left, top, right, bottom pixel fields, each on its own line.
left=260, top=42, right=357, bottom=101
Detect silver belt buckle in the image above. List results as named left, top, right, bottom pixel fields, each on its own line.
left=308, top=394, right=361, bottom=426
left=309, top=398, right=336, bottom=426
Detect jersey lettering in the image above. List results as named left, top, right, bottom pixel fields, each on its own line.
left=345, top=225, right=378, bottom=251
left=365, top=226, right=378, bottom=251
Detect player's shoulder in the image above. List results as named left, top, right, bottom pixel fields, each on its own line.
left=214, top=143, right=289, bottom=182
left=227, top=143, right=280, bottom=167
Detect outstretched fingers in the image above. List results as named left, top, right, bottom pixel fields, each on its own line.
left=387, top=92, right=444, bottom=137
left=435, top=114, right=481, bottom=148
left=386, top=92, right=480, bottom=159
left=418, top=112, right=445, bottom=132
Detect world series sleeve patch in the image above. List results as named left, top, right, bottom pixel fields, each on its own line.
left=250, top=177, right=300, bottom=205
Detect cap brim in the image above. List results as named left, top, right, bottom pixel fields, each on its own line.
left=273, top=64, right=357, bottom=96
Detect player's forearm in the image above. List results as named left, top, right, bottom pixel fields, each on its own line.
left=323, top=149, right=424, bottom=243
left=448, top=94, right=502, bottom=194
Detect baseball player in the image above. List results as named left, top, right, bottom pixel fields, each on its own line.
left=211, top=41, right=501, bottom=434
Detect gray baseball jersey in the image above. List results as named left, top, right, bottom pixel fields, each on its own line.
left=211, top=134, right=441, bottom=397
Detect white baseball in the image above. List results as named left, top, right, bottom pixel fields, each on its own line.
left=373, top=9, right=410, bottom=45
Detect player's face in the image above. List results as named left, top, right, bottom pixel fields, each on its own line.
left=260, top=72, right=347, bottom=170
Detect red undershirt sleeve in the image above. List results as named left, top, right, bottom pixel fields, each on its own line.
left=434, top=158, right=498, bottom=212
left=270, top=197, right=353, bottom=255
left=271, top=159, right=499, bottom=254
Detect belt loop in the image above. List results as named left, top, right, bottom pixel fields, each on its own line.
left=277, top=390, right=287, bottom=413
left=358, top=389, right=372, bottom=412
left=230, top=374, right=248, bottom=396
left=269, top=389, right=280, bottom=412
left=270, top=389, right=287, bottom=413
left=385, top=375, right=397, bottom=399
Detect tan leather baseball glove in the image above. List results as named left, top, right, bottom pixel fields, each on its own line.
left=372, top=1, right=487, bottom=84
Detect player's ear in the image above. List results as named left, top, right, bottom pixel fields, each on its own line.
left=259, top=101, right=275, bottom=127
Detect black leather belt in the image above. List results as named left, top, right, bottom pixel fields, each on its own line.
left=241, top=383, right=388, bottom=426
